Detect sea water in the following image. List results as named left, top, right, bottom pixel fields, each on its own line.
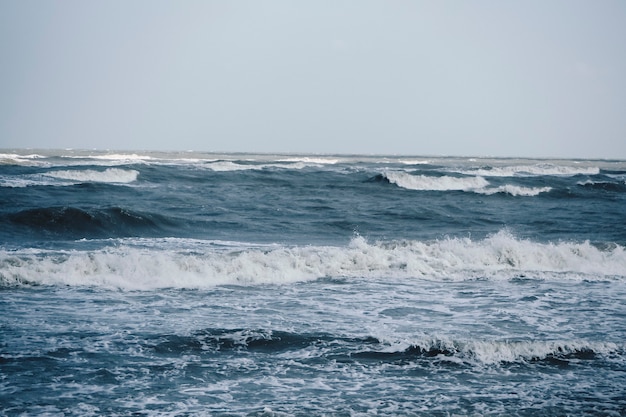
left=1, top=150, right=625, bottom=416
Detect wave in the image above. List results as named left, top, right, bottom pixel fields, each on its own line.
left=2, top=232, right=624, bottom=289
left=0, top=174, right=59, bottom=188
left=0, top=153, right=48, bottom=167
left=56, top=153, right=155, bottom=167
left=0, top=152, right=154, bottom=167
left=477, top=185, right=553, bottom=197
left=148, top=327, right=622, bottom=366
left=44, top=168, right=139, bottom=183
left=398, top=159, right=431, bottom=165
left=204, top=160, right=327, bottom=172
left=380, top=172, right=551, bottom=196
left=455, top=164, right=601, bottom=177
left=82, top=153, right=152, bottom=162
left=6, top=206, right=171, bottom=238
left=352, top=337, right=621, bottom=366
left=577, top=179, right=626, bottom=192
left=383, top=172, right=490, bottom=191
left=277, top=156, right=340, bottom=164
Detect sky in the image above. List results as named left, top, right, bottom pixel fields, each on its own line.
left=1, top=1, right=625, bottom=158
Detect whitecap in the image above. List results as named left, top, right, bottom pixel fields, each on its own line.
left=383, top=172, right=489, bottom=191
left=45, top=168, right=139, bottom=183
left=478, top=185, right=552, bottom=196
left=2, top=232, right=624, bottom=290
left=456, top=164, right=600, bottom=177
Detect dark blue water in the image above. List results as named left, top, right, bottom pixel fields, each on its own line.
left=1, top=150, right=626, bottom=416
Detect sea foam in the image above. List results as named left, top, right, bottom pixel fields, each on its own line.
left=382, top=172, right=552, bottom=196
left=456, top=164, right=601, bottom=177
left=384, top=172, right=489, bottom=191
left=377, top=337, right=623, bottom=365
left=2, top=232, right=624, bottom=290
left=45, top=168, right=139, bottom=183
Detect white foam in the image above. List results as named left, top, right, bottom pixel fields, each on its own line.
left=384, top=172, right=490, bottom=191
left=82, top=153, right=152, bottom=162
left=45, top=168, right=139, bottom=183
left=277, top=157, right=340, bottom=165
left=464, top=339, right=620, bottom=364
left=205, top=161, right=326, bottom=172
left=383, top=172, right=552, bottom=196
left=578, top=179, right=626, bottom=187
left=0, top=153, right=48, bottom=167
left=379, top=336, right=623, bottom=365
left=204, top=161, right=253, bottom=172
left=478, top=185, right=552, bottom=196
left=0, top=174, right=59, bottom=188
left=457, top=164, right=600, bottom=177
left=2, top=232, right=625, bottom=290
left=397, top=159, right=430, bottom=165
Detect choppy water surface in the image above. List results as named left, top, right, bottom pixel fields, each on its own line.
left=1, top=150, right=626, bottom=416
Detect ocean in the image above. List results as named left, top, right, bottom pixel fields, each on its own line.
left=1, top=150, right=625, bottom=416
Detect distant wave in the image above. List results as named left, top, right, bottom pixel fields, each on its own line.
left=58, top=153, right=154, bottom=166
left=45, top=168, right=139, bottom=183
left=383, top=172, right=490, bottom=191
left=204, top=160, right=326, bottom=172
left=0, top=174, right=58, bottom=188
left=2, top=232, right=624, bottom=289
left=455, top=164, right=600, bottom=177
left=277, top=157, right=340, bottom=164
left=82, top=153, right=152, bottom=162
left=380, top=172, right=552, bottom=196
left=477, top=185, right=553, bottom=196
left=0, top=153, right=48, bottom=167
left=577, top=179, right=626, bottom=192
left=397, top=159, right=431, bottom=165
left=0, top=152, right=152, bottom=167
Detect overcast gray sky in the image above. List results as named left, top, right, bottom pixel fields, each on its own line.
left=1, top=1, right=625, bottom=158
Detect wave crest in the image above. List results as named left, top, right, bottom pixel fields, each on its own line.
left=457, top=164, right=601, bottom=177
left=381, top=172, right=552, bottom=196
left=45, top=168, right=139, bottom=183
left=383, top=172, right=489, bottom=191
left=148, top=328, right=622, bottom=366
left=1, top=232, right=624, bottom=289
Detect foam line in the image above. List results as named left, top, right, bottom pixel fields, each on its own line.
left=2, top=232, right=624, bottom=289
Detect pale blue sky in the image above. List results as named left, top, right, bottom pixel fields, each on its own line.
left=1, top=1, right=625, bottom=157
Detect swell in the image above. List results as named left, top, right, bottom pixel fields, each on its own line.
left=5, top=206, right=177, bottom=239
left=577, top=180, right=626, bottom=193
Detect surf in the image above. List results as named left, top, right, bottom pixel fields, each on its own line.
left=2, top=232, right=625, bottom=289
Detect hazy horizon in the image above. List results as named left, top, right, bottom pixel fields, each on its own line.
left=2, top=1, right=625, bottom=159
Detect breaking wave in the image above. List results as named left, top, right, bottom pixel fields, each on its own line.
left=477, top=185, right=553, bottom=196
left=380, top=172, right=552, bottom=196
left=148, top=327, right=623, bottom=366
left=455, top=164, right=601, bottom=177
left=45, top=168, right=139, bottom=183
left=2, top=232, right=624, bottom=289
left=383, top=172, right=490, bottom=191
left=0, top=153, right=48, bottom=166
left=204, top=160, right=327, bottom=172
